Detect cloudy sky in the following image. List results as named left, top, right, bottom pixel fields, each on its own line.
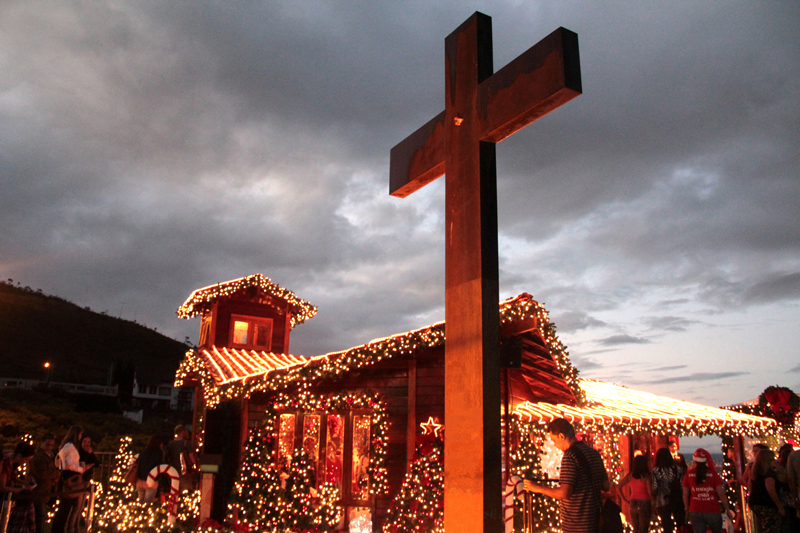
left=2, top=1, right=798, bottom=408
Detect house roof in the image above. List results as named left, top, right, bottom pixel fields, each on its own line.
left=514, top=379, right=777, bottom=435
left=176, top=274, right=317, bottom=327
left=175, top=292, right=779, bottom=436
left=175, top=293, right=584, bottom=406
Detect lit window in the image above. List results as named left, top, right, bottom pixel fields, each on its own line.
left=325, top=414, right=344, bottom=489
left=232, top=320, right=249, bottom=345
left=303, top=414, right=321, bottom=486
left=278, top=414, right=296, bottom=463
left=229, top=315, right=273, bottom=351
left=351, top=414, right=371, bottom=500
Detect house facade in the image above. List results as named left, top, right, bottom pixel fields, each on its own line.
left=174, top=274, right=778, bottom=532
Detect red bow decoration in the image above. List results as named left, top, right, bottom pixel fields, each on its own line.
left=764, top=388, right=792, bottom=412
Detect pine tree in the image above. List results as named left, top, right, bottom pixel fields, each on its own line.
left=382, top=434, right=444, bottom=533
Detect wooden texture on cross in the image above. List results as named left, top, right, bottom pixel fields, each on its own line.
left=389, top=12, right=581, bottom=533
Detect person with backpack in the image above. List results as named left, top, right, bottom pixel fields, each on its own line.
left=652, top=447, right=685, bottom=533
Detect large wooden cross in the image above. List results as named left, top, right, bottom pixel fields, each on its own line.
left=389, top=12, right=581, bottom=533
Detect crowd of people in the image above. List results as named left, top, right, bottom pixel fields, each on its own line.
left=524, top=418, right=800, bottom=533
left=0, top=424, right=197, bottom=533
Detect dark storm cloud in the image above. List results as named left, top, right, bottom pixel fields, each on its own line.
left=566, top=355, right=603, bottom=371
left=550, top=311, right=607, bottom=333
left=597, top=335, right=651, bottom=346
left=742, top=272, right=800, bottom=304
left=642, top=372, right=748, bottom=385
left=643, top=316, right=699, bottom=333
left=1, top=1, right=798, bottom=403
left=651, top=365, right=689, bottom=372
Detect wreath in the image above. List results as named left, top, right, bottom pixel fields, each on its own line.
left=758, top=386, right=799, bottom=425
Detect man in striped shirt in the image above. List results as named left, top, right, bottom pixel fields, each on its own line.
left=524, top=418, right=609, bottom=533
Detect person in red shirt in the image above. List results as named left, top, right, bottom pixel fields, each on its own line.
left=682, top=448, right=735, bottom=533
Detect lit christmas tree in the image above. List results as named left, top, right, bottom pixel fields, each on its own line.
left=228, top=403, right=341, bottom=533
left=228, top=423, right=283, bottom=531
left=282, top=451, right=326, bottom=531
left=95, top=437, right=174, bottom=532
left=382, top=419, right=444, bottom=533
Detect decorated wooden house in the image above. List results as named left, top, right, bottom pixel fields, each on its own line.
left=174, top=274, right=779, bottom=533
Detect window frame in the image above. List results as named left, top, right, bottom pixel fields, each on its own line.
left=229, top=314, right=273, bottom=351
left=274, top=408, right=375, bottom=509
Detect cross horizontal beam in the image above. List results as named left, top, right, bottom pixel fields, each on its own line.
left=389, top=27, right=581, bottom=198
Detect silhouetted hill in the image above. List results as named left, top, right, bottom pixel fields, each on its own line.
left=0, top=281, right=188, bottom=385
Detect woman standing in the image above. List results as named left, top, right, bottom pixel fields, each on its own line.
left=620, top=455, right=655, bottom=533
left=66, top=436, right=97, bottom=533
left=748, top=448, right=784, bottom=533
left=652, top=448, right=685, bottom=533
left=682, top=448, right=735, bottom=533
left=136, top=436, right=165, bottom=502
left=0, top=441, right=37, bottom=533
left=52, top=426, right=89, bottom=533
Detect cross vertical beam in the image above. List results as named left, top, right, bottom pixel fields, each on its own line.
left=443, top=13, right=503, bottom=533
left=389, top=12, right=581, bottom=533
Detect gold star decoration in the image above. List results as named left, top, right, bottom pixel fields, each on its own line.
left=420, top=416, right=443, bottom=437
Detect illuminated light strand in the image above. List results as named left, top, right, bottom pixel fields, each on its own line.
left=514, top=380, right=780, bottom=436
left=176, top=273, right=317, bottom=328
left=175, top=294, right=584, bottom=414
left=92, top=437, right=203, bottom=532
left=228, top=391, right=389, bottom=532
left=382, top=436, right=444, bottom=533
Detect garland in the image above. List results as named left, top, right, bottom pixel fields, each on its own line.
left=177, top=294, right=584, bottom=409
left=177, top=274, right=317, bottom=327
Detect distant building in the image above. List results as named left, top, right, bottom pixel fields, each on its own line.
left=0, top=377, right=118, bottom=396
left=132, top=377, right=194, bottom=411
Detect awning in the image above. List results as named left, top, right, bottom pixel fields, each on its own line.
left=197, top=346, right=309, bottom=385
left=514, top=379, right=777, bottom=435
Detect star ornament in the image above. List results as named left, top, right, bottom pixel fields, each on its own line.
left=420, top=416, right=443, bottom=437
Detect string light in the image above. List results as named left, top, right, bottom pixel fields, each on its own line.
left=175, top=293, right=584, bottom=412
left=228, top=391, right=389, bottom=532
left=515, top=379, right=780, bottom=438
left=382, top=434, right=444, bottom=533
left=172, top=288, right=787, bottom=532
left=176, top=273, right=317, bottom=327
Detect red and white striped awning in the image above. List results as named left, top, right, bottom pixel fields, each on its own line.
left=198, top=346, right=310, bottom=385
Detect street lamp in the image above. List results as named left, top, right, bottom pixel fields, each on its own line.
left=43, top=362, right=51, bottom=385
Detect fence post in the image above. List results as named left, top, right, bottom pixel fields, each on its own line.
left=86, top=482, right=97, bottom=532
left=0, top=492, right=11, bottom=533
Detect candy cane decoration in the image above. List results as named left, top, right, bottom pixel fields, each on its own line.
left=504, top=474, right=524, bottom=533
left=146, top=464, right=180, bottom=526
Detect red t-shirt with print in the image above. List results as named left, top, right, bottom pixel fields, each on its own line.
left=682, top=467, right=723, bottom=513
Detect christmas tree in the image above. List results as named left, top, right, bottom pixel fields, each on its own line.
left=382, top=426, right=444, bottom=533
left=228, top=423, right=283, bottom=531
